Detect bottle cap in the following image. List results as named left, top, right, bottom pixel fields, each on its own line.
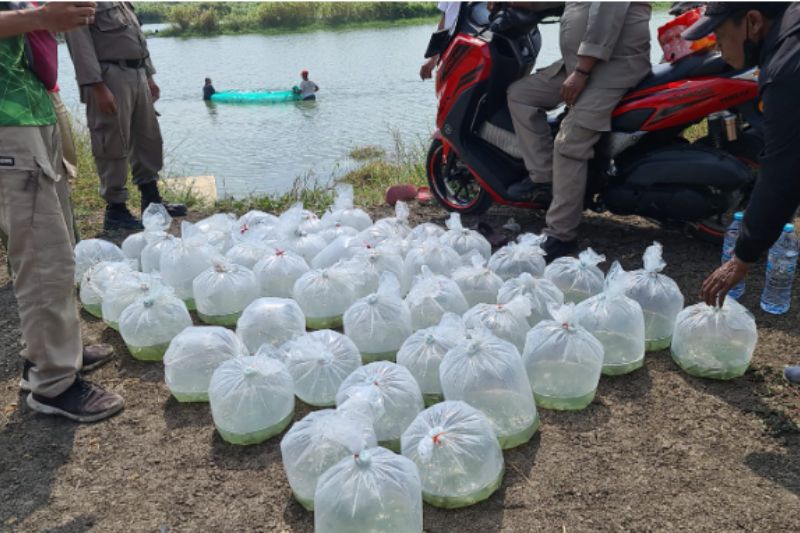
left=733, top=212, right=744, bottom=221
left=784, top=223, right=795, bottom=233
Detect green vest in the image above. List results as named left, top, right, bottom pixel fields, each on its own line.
left=0, top=35, right=56, bottom=127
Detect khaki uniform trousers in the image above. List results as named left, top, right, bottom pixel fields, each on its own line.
left=85, top=63, right=163, bottom=204
left=0, top=125, right=82, bottom=397
left=50, top=91, right=78, bottom=246
left=508, top=61, right=627, bottom=242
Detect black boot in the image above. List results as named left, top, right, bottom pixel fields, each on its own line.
left=139, top=181, right=188, bottom=217
left=541, top=235, right=578, bottom=264
left=507, top=179, right=553, bottom=205
left=104, top=203, right=143, bottom=231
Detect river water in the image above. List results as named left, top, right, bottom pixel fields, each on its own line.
left=56, top=12, right=671, bottom=199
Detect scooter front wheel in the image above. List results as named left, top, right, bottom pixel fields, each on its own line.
left=427, top=139, right=493, bottom=216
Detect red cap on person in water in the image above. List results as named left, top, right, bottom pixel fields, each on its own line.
left=301, top=69, right=309, bottom=76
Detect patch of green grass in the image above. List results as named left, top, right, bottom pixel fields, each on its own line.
left=215, top=172, right=337, bottom=216
left=349, top=145, right=386, bottom=161
left=684, top=120, right=708, bottom=143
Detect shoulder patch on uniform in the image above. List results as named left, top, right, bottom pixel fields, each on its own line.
left=0, top=156, right=15, bottom=167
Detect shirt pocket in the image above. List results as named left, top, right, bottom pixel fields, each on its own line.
left=94, top=4, right=130, bottom=32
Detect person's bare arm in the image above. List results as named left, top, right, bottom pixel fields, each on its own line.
left=0, top=3, right=96, bottom=39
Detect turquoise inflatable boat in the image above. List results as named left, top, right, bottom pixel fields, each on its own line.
left=210, top=88, right=302, bottom=104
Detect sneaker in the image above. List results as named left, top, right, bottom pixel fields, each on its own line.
left=784, top=365, right=800, bottom=385
left=20, top=344, right=115, bottom=392
left=26, top=376, right=124, bottom=423
left=541, top=235, right=578, bottom=264
left=507, top=180, right=552, bottom=205
left=140, top=182, right=188, bottom=217
left=104, top=203, right=143, bottom=231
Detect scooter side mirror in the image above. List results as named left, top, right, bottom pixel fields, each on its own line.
left=425, top=28, right=452, bottom=59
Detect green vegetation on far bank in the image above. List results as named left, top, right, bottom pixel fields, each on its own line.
left=135, top=2, right=440, bottom=38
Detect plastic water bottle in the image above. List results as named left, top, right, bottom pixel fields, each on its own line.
left=760, top=224, right=799, bottom=315
left=722, top=212, right=745, bottom=299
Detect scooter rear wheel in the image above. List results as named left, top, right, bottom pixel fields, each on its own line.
left=427, top=139, right=493, bottom=216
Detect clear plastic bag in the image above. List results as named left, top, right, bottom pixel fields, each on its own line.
left=208, top=355, right=295, bottom=445
left=441, top=213, right=491, bottom=260
left=488, top=234, right=547, bottom=280
left=193, top=260, right=259, bottom=326
left=160, top=222, right=218, bottom=307
left=225, top=240, right=270, bottom=270
left=408, top=222, right=446, bottom=245
left=79, top=260, right=134, bottom=318
left=253, top=248, right=310, bottom=298
left=402, top=238, right=463, bottom=292
left=522, top=303, right=604, bottom=410
left=140, top=231, right=177, bottom=274
left=452, top=255, right=504, bottom=307
left=293, top=266, right=359, bottom=330
left=497, top=272, right=564, bottom=327
left=233, top=210, right=279, bottom=242
left=463, top=296, right=531, bottom=353
left=625, top=242, right=685, bottom=351
left=281, top=409, right=377, bottom=510
left=321, top=184, right=373, bottom=231
left=397, top=313, right=466, bottom=406
left=74, top=238, right=126, bottom=284
left=318, top=222, right=360, bottom=245
left=281, top=330, right=362, bottom=406
left=314, top=446, right=422, bottom=533
left=118, top=285, right=193, bottom=361
left=235, top=297, right=306, bottom=353
left=121, top=232, right=147, bottom=270
left=311, top=234, right=371, bottom=269
left=359, top=201, right=412, bottom=246
left=142, top=202, right=172, bottom=232
left=336, top=361, right=424, bottom=450
left=343, top=273, right=413, bottom=363
left=574, top=262, right=646, bottom=376
left=544, top=247, right=605, bottom=303
left=671, top=298, right=757, bottom=380
left=405, top=266, right=469, bottom=330
left=195, top=213, right=237, bottom=253
left=101, top=271, right=162, bottom=331
left=278, top=204, right=327, bottom=261
left=401, top=400, right=504, bottom=509
left=440, top=325, right=538, bottom=449
left=163, top=326, right=247, bottom=402
left=353, top=245, right=405, bottom=294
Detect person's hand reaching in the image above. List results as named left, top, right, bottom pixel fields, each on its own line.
left=700, top=257, right=751, bottom=306
left=40, top=2, right=96, bottom=32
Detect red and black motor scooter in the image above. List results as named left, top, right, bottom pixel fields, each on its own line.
left=425, top=2, right=763, bottom=241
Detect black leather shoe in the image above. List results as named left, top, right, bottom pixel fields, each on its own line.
left=507, top=180, right=552, bottom=205
left=139, top=182, right=188, bottom=217
left=104, top=203, right=143, bottom=231
left=541, top=235, right=578, bottom=264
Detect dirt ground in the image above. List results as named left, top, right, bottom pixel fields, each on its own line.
left=0, top=204, right=798, bottom=532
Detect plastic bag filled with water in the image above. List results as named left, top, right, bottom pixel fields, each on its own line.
left=574, top=262, right=646, bottom=376
left=232, top=210, right=279, bottom=242
left=522, top=303, right=604, bottom=410
left=336, top=361, right=424, bottom=451
left=544, top=247, right=605, bottom=304
left=314, top=446, right=422, bottom=533
left=193, top=259, right=259, bottom=326
left=160, top=222, right=218, bottom=308
left=281, top=409, right=377, bottom=510
left=142, top=202, right=172, bottom=232
left=121, top=232, right=147, bottom=271
left=452, top=254, right=504, bottom=307
left=401, top=400, right=504, bottom=508
left=671, top=298, right=757, bottom=379
left=497, top=272, right=564, bottom=327
left=163, top=326, right=247, bottom=402
left=318, top=222, right=360, bottom=245
left=402, top=238, right=463, bottom=292
left=74, top=238, right=126, bottom=284
left=195, top=212, right=237, bottom=253
left=79, top=260, right=134, bottom=318
left=488, top=233, right=547, bottom=280
left=625, top=242, right=685, bottom=351
left=101, top=271, right=162, bottom=331
left=408, top=222, right=446, bottom=245
left=208, top=355, right=295, bottom=445
left=225, top=240, right=271, bottom=270
left=441, top=213, right=491, bottom=260
left=321, top=184, right=373, bottom=231
left=463, top=296, right=532, bottom=353
left=440, top=325, right=538, bottom=449
left=235, top=297, right=306, bottom=353
left=140, top=231, right=177, bottom=274
left=311, top=234, right=371, bottom=269
left=118, top=285, right=193, bottom=361
left=344, top=273, right=413, bottom=363
left=405, top=266, right=469, bottom=330
left=293, top=265, right=359, bottom=329
left=397, top=313, right=465, bottom=406
left=359, top=201, right=412, bottom=246
left=353, top=245, right=405, bottom=293
left=281, top=330, right=362, bottom=406
left=253, top=248, right=309, bottom=298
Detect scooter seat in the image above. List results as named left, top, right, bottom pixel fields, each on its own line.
left=632, top=52, right=730, bottom=92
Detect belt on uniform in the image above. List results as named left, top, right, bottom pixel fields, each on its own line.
left=100, top=59, right=147, bottom=69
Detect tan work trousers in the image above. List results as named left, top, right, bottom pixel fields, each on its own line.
left=508, top=61, right=627, bottom=241
left=50, top=91, right=78, bottom=246
left=0, top=125, right=82, bottom=397
left=85, top=63, right=163, bottom=204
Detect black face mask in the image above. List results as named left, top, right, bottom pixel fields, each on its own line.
left=742, top=22, right=763, bottom=68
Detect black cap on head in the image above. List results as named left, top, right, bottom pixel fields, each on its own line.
left=683, top=2, right=787, bottom=41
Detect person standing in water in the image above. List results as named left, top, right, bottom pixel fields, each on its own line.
left=299, top=69, right=318, bottom=100
left=203, top=77, right=215, bottom=100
